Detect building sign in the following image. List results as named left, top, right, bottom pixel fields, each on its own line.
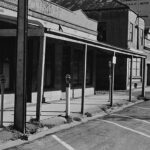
left=112, top=56, right=116, bottom=64
left=120, top=0, right=150, bottom=27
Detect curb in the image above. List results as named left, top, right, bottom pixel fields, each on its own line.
left=0, top=99, right=144, bottom=150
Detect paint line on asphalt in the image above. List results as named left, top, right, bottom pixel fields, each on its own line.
left=103, top=120, right=150, bottom=138
left=134, top=106, right=150, bottom=110
left=112, top=114, right=150, bottom=125
left=52, top=135, right=75, bottom=150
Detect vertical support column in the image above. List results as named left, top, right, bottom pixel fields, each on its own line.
left=14, top=0, right=28, bottom=133
left=142, top=58, right=146, bottom=97
left=129, top=56, right=133, bottom=102
left=65, top=74, right=71, bottom=118
left=81, top=44, right=87, bottom=114
left=108, top=61, right=112, bottom=102
left=92, top=51, right=96, bottom=95
left=145, top=61, right=148, bottom=87
left=0, top=75, right=5, bottom=127
left=110, top=53, right=116, bottom=106
left=36, top=35, right=46, bottom=121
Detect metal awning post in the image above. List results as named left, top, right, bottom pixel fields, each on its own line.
left=110, top=52, right=116, bottom=106
left=81, top=44, right=87, bottom=114
left=129, top=56, right=133, bottom=102
left=142, top=58, right=146, bottom=97
left=36, top=35, right=46, bottom=121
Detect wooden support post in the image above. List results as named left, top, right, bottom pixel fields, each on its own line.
left=81, top=44, right=87, bottom=114
left=14, top=0, right=28, bottom=133
left=142, top=58, right=146, bottom=97
left=129, top=56, right=133, bottom=102
left=36, top=35, right=46, bottom=121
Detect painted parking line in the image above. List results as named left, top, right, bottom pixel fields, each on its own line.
left=103, top=120, right=150, bottom=138
left=134, top=106, right=150, bottom=110
left=112, top=114, right=150, bottom=124
left=52, top=135, right=75, bottom=150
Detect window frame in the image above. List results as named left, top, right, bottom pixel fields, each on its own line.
left=140, top=28, right=144, bottom=46
left=129, top=22, right=133, bottom=42
left=129, top=58, right=141, bottom=78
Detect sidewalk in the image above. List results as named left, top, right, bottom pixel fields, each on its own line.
left=0, top=87, right=150, bottom=148
left=1, top=90, right=137, bottom=126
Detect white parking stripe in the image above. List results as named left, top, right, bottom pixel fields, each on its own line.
left=112, top=114, right=150, bottom=125
left=103, top=120, right=150, bottom=138
left=52, top=135, right=75, bottom=150
left=134, top=106, right=150, bottom=110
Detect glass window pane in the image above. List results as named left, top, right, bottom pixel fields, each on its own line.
left=133, top=69, right=136, bottom=76
left=136, top=69, right=140, bottom=76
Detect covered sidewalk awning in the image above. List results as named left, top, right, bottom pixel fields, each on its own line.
left=45, top=29, right=146, bottom=58
left=39, top=27, right=146, bottom=115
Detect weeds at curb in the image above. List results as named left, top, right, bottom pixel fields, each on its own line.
left=85, top=112, right=92, bottom=117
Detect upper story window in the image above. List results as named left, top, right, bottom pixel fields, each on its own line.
left=129, top=22, right=133, bottom=42
left=97, top=22, right=107, bottom=42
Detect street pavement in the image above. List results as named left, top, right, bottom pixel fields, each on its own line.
left=5, top=100, right=150, bottom=150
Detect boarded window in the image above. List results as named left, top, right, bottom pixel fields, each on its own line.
left=97, top=22, right=107, bottom=42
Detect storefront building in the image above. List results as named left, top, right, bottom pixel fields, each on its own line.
left=0, top=0, right=146, bottom=104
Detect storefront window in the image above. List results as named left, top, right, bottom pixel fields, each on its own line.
left=72, top=49, right=93, bottom=87
left=73, top=49, right=83, bottom=87
left=129, top=58, right=141, bottom=77
left=44, top=43, right=55, bottom=89
left=86, top=50, right=93, bottom=86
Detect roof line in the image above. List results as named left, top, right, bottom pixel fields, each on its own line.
left=114, top=0, right=129, bottom=8
left=84, top=6, right=128, bottom=12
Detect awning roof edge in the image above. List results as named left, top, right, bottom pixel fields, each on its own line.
left=45, top=29, right=146, bottom=58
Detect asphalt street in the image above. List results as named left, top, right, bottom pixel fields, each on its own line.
left=6, top=100, right=150, bottom=150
